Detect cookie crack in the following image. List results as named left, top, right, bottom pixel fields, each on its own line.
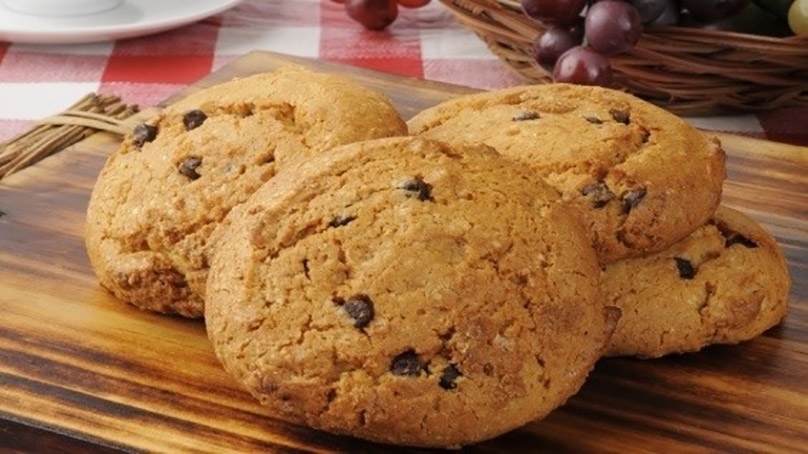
left=275, top=313, right=312, bottom=352
left=709, top=218, right=759, bottom=249
left=251, top=101, right=299, bottom=129
left=479, top=238, right=514, bottom=275
left=658, top=329, right=672, bottom=350
left=267, top=221, right=324, bottom=260
left=698, top=282, right=717, bottom=317
left=315, top=350, right=358, bottom=419
left=544, top=135, right=646, bottom=181
left=259, top=187, right=365, bottom=260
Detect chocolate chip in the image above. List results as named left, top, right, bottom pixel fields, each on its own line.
left=640, top=127, right=651, bottom=144
left=343, top=294, right=375, bottom=328
left=401, top=177, right=433, bottom=202
left=178, top=156, right=202, bottom=180
left=674, top=257, right=696, bottom=279
left=328, top=215, right=356, bottom=228
left=482, top=363, right=494, bottom=376
left=584, top=116, right=603, bottom=124
left=183, top=109, right=207, bottom=131
left=0, top=210, right=5, bottom=218
left=390, top=350, right=422, bottom=376
left=610, top=109, right=630, bottom=125
left=581, top=181, right=614, bottom=208
left=439, top=364, right=462, bottom=390
left=726, top=233, right=758, bottom=249
left=132, top=123, right=157, bottom=147
left=621, top=188, right=647, bottom=214
left=512, top=111, right=540, bottom=121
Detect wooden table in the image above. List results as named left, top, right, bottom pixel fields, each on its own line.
left=1, top=51, right=807, bottom=452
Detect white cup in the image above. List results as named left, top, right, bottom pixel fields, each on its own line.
left=3, top=0, right=124, bottom=16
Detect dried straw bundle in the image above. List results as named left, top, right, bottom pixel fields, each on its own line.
left=0, top=94, right=137, bottom=180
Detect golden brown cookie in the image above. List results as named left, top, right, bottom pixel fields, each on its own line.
left=85, top=66, right=407, bottom=318
left=408, top=83, right=726, bottom=264
left=604, top=206, right=790, bottom=358
left=206, top=136, right=615, bottom=448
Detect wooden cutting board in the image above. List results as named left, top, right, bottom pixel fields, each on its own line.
left=1, top=51, right=807, bottom=453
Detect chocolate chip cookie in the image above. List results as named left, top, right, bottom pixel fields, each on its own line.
left=205, top=136, right=616, bottom=448
left=408, top=83, right=726, bottom=264
left=604, top=206, right=790, bottom=358
left=85, top=66, right=407, bottom=318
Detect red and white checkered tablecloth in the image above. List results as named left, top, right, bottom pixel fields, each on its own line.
left=0, top=0, right=806, bottom=147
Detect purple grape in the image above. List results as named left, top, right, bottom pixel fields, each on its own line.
left=552, top=46, right=613, bottom=87
left=646, top=0, right=680, bottom=27
left=521, top=0, right=588, bottom=26
left=631, top=0, right=668, bottom=23
left=755, top=0, right=793, bottom=18
left=684, top=2, right=791, bottom=36
left=680, top=0, right=750, bottom=22
left=585, top=1, right=643, bottom=56
left=532, top=25, right=584, bottom=70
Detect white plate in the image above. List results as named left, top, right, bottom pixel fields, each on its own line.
left=0, top=0, right=243, bottom=44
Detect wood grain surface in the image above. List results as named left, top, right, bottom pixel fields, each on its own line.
left=1, top=51, right=806, bottom=453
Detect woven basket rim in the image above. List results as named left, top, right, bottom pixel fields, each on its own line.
left=440, top=0, right=808, bottom=115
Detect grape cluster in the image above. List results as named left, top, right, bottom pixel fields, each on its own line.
left=332, top=0, right=432, bottom=30
left=524, top=0, right=808, bottom=87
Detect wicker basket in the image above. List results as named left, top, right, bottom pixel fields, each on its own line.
left=439, top=0, right=808, bottom=115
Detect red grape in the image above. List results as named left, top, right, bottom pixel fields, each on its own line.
left=585, top=1, right=642, bottom=55
left=553, top=46, right=613, bottom=87
left=397, top=0, right=431, bottom=8
left=520, top=0, right=587, bottom=26
left=679, top=0, right=749, bottom=22
left=345, top=0, right=398, bottom=30
left=532, top=25, right=583, bottom=70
